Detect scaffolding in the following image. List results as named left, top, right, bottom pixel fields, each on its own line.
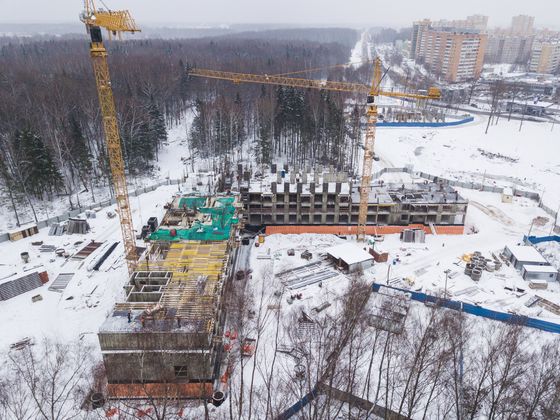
left=150, top=196, right=238, bottom=242
left=112, top=241, right=230, bottom=334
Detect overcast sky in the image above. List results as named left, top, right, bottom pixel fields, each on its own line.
left=1, top=0, right=559, bottom=29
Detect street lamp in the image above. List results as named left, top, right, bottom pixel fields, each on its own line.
left=444, top=269, right=451, bottom=299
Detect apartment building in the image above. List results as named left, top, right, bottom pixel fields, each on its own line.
left=241, top=172, right=467, bottom=231
left=411, top=20, right=487, bottom=82
left=485, top=35, right=533, bottom=64
left=434, top=15, right=489, bottom=32
left=511, top=15, right=535, bottom=37
left=530, top=41, right=560, bottom=74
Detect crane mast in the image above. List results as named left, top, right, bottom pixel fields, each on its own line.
left=357, top=58, right=383, bottom=240
left=81, top=1, right=140, bottom=273
left=188, top=58, right=440, bottom=242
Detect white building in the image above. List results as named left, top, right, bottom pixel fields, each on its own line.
left=503, top=245, right=548, bottom=270
left=326, top=243, right=374, bottom=273
left=501, top=188, right=513, bottom=204
left=522, top=265, right=559, bottom=282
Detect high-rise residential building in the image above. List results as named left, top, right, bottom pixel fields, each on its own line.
left=530, top=41, right=560, bottom=74
left=510, top=15, right=535, bottom=36
left=431, top=15, right=489, bottom=32
left=410, top=19, right=431, bottom=59
left=410, top=19, right=487, bottom=82
left=465, top=15, right=489, bottom=32
left=485, top=35, right=533, bottom=64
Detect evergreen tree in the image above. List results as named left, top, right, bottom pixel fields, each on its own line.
left=13, top=128, right=63, bottom=198
left=147, top=100, right=167, bottom=160
left=190, top=98, right=209, bottom=153
left=257, top=113, right=272, bottom=164
left=0, top=152, right=21, bottom=226
left=67, top=115, right=92, bottom=181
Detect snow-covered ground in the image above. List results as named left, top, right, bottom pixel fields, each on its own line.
left=0, top=183, right=180, bottom=354
left=0, top=110, right=195, bottom=234
left=375, top=117, right=560, bottom=210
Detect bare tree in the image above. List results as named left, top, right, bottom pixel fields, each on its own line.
left=4, top=338, right=92, bottom=420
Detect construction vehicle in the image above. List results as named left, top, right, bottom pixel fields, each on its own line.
left=188, top=58, right=440, bottom=241
left=80, top=1, right=140, bottom=272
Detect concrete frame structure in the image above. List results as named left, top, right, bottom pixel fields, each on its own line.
left=241, top=172, right=467, bottom=231
left=98, top=195, right=240, bottom=399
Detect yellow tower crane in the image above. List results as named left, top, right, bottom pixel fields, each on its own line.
left=188, top=58, right=441, bottom=241
left=80, top=1, right=140, bottom=272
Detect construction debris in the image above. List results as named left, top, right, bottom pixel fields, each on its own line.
left=39, top=244, right=57, bottom=253
left=10, top=337, right=34, bottom=351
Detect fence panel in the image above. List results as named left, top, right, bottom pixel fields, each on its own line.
left=0, top=179, right=182, bottom=242
left=372, top=283, right=560, bottom=334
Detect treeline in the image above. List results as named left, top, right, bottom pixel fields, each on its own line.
left=189, top=86, right=365, bottom=171
left=0, top=30, right=360, bottom=223
left=227, top=276, right=560, bottom=419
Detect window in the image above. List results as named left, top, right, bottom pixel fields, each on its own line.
left=174, top=366, right=189, bottom=378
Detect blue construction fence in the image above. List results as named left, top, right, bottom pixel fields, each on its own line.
left=377, top=116, right=474, bottom=128
left=525, top=235, right=560, bottom=245
left=372, top=283, right=560, bottom=334
left=275, top=386, right=319, bottom=420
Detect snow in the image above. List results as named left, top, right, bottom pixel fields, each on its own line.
left=0, top=110, right=195, bottom=234
left=374, top=117, right=560, bottom=210
left=523, top=265, right=558, bottom=273
left=325, top=242, right=373, bottom=265
left=349, top=29, right=370, bottom=66
left=0, top=183, right=180, bottom=353
left=506, top=245, right=549, bottom=264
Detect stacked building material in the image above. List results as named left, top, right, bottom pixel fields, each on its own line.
left=0, top=271, right=46, bottom=301
left=48, top=223, right=65, bottom=236
left=400, top=229, right=426, bottom=243
left=48, top=273, right=75, bottom=292
left=8, top=224, right=38, bottom=241
left=66, top=218, right=90, bottom=234
left=72, top=241, right=103, bottom=259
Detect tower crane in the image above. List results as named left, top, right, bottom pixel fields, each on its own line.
left=188, top=58, right=441, bottom=241
left=80, top=1, right=140, bottom=272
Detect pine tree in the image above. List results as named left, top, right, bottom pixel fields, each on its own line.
left=147, top=100, right=167, bottom=160
left=190, top=98, right=209, bottom=153
left=14, top=128, right=63, bottom=198
left=67, top=115, right=92, bottom=183
left=0, top=152, right=21, bottom=226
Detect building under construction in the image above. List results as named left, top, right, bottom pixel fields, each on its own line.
left=241, top=169, right=467, bottom=235
left=98, top=195, right=241, bottom=400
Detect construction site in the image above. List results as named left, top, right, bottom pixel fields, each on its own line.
left=3, top=1, right=560, bottom=419
left=241, top=167, right=467, bottom=235
left=98, top=195, right=241, bottom=399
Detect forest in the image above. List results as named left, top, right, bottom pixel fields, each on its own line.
left=0, top=28, right=366, bottom=225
